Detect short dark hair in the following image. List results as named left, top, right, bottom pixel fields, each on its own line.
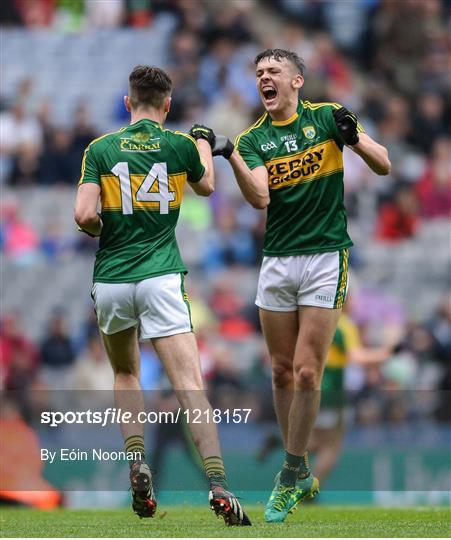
left=254, top=48, right=305, bottom=76
left=128, top=65, right=172, bottom=109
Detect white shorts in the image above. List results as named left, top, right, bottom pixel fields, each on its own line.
left=91, top=273, right=192, bottom=340
left=255, top=249, right=349, bottom=311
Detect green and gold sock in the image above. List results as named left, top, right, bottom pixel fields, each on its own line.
left=124, top=435, right=146, bottom=465
left=280, top=451, right=302, bottom=487
left=298, top=451, right=311, bottom=480
left=204, top=456, right=228, bottom=489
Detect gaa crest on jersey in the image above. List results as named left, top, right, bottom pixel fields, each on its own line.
left=303, top=126, right=316, bottom=139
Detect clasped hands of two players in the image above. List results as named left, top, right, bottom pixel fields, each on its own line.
left=190, top=106, right=360, bottom=156
left=78, top=110, right=358, bottom=238
left=189, top=125, right=234, bottom=159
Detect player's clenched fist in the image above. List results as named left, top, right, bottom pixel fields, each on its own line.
left=189, top=124, right=216, bottom=147
left=332, top=106, right=360, bottom=146
left=212, top=135, right=234, bottom=159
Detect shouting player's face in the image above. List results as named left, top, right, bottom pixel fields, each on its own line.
left=256, top=57, right=303, bottom=117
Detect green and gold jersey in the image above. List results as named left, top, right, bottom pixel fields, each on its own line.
left=236, top=100, right=363, bottom=256
left=78, top=119, right=205, bottom=283
left=321, top=314, right=361, bottom=408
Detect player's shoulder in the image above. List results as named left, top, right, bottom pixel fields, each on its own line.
left=173, top=130, right=198, bottom=147
left=86, top=127, right=127, bottom=153
left=235, top=111, right=269, bottom=146
left=302, top=100, right=342, bottom=118
left=160, top=127, right=198, bottom=151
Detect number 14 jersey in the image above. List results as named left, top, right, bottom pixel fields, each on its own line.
left=79, top=119, right=205, bottom=283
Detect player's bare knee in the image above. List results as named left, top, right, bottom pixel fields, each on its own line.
left=114, top=364, right=139, bottom=378
left=272, top=361, right=293, bottom=389
left=293, top=365, right=318, bottom=390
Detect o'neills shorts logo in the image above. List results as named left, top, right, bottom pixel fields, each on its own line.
left=315, top=294, right=333, bottom=302
left=266, top=140, right=343, bottom=190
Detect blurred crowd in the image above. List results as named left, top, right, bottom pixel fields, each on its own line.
left=1, top=0, right=450, bottom=427
left=2, top=0, right=450, bottom=233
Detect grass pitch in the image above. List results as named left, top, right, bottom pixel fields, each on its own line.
left=1, top=506, right=449, bottom=537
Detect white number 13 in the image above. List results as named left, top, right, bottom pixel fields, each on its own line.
left=111, top=161, right=175, bottom=215
left=284, top=140, right=298, bottom=153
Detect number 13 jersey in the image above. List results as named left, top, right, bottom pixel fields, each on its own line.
left=236, top=100, right=362, bottom=257
left=79, top=118, right=205, bottom=283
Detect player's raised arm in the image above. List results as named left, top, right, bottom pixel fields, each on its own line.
left=228, top=150, right=269, bottom=209
left=351, top=132, right=391, bottom=175
left=186, top=124, right=215, bottom=197
left=213, top=135, right=270, bottom=209
left=332, top=106, right=391, bottom=175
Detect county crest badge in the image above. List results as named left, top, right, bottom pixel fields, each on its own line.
left=303, top=125, right=316, bottom=139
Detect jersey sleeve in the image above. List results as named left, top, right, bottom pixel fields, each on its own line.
left=78, top=143, right=100, bottom=186
left=180, top=134, right=206, bottom=183
left=235, top=132, right=265, bottom=170
left=355, top=110, right=365, bottom=134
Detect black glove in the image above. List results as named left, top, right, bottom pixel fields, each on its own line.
left=212, top=134, right=234, bottom=159
left=189, top=124, right=216, bottom=147
left=332, top=106, right=360, bottom=146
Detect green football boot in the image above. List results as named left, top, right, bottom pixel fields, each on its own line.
left=295, top=473, right=320, bottom=504
left=274, top=470, right=320, bottom=503
left=264, top=471, right=319, bottom=522
left=264, top=482, right=302, bottom=523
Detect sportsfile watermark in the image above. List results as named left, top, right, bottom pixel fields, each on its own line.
left=1, top=389, right=449, bottom=493
left=41, top=407, right=252, bottom=428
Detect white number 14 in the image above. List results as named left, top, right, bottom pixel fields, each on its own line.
left=111, top=161, right=175, bottom=215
